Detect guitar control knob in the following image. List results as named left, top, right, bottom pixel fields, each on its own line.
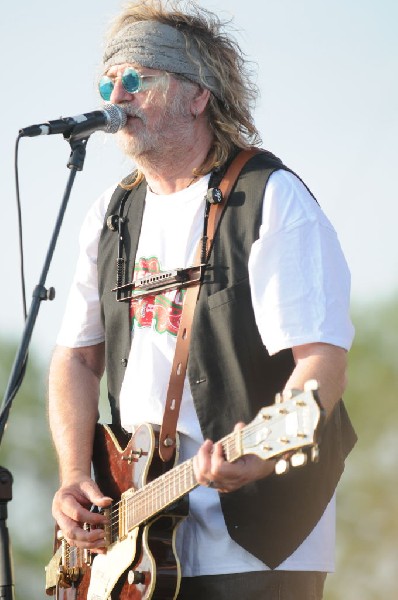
left=127, top=570, right=146, bottom=585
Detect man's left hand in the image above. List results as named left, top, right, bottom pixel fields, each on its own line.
left=193, top=423, right=275, bottom=493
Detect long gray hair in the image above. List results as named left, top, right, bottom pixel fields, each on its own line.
left=104, top=0, right=262, bottom=175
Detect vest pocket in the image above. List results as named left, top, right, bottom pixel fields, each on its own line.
left=207, top=277, right=251, bottom=311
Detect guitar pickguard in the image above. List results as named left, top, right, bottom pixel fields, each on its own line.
left=87, top=529, right=140, bottom=600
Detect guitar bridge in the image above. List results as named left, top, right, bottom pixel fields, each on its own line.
left=45, top=531, right=92, bottom=593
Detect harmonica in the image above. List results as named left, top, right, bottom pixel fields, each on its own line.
left=112, top=264, right=205, bottom=301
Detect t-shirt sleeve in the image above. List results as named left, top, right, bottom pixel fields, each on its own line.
left=56, top=187, right=115, bottom=348
left=248, top=169, right=355, bottom=356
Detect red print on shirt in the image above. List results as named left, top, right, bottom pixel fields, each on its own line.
left=130, top=257, right=184, bottom=336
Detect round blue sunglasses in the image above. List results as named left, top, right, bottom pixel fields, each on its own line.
left=99, top=67, right=165, bottom=101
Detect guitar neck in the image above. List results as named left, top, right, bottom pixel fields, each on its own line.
left=111, top=387, right=322, bottom=542
left=118, top=429, right=241, bottom=539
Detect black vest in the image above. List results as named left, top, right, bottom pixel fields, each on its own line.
left=97, top=151, right=357, bottom=568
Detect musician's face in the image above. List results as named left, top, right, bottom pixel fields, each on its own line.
left=103, top=63, right=195, bottom=159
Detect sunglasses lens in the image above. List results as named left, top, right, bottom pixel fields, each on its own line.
left=99, top=76, right=114, bottom=101
left=121, top=68, right=141, bottom=94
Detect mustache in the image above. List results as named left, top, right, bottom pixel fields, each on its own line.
left=118, top=102, right=146, bottom=121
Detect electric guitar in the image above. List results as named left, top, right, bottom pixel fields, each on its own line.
left=45, top=382, right=324, bottom=600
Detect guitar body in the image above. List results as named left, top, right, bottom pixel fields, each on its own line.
left=109, top=512, right=187, bottom=600
left=47, top=423, right=188, bottom=600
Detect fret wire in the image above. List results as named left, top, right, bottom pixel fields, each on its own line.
left=105, top=409, right=305, bottom=539
left=110, top=429, right=237, bottom=534
left=111, top=448, right=195, bottom=519
left=113, top=459, right=196, bottom=535
left=63, top=409, right=309, bottom=555
left=119, top=440, right=227, bottom=527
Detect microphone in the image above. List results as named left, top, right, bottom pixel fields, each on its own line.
left=19, top=103, right=127, bottom=139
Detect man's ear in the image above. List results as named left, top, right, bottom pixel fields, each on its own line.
left=190, top=86, right=211, bottom=118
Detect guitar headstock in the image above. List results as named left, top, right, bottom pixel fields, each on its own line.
left=240, top=380, right=325, bottom=473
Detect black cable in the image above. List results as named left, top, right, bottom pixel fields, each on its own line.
left=0, top=135, right=29, bottom=423
left=14, top=134, right=27, bottom=321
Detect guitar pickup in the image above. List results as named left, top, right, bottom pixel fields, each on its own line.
left=112, top=264, right=206, bottom=302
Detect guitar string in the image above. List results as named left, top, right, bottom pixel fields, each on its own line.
left=104, top=407, right=312, bottom=536
left=105, top=414, right=310, bottom=526
left=61, top=403, right=314, bottom=553
left=106, top=425, right=242, bottom=528
left=106, top=423, right=309, bottom=535
left=65, top=544, right=81, bottom=564
left=106, top=458, right=195, bottom=531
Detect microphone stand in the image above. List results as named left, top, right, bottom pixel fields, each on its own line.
left=0, top=133, right=89, bottom=599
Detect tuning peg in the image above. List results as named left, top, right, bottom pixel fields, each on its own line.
left=311, top=445, right=320, bottom=463
left=275, top=458, right=289, bottom=475
left=290, top=450, right=308, bottom=468
left=304, top=379, right=319, bottom=392
left=283, top=389, right=294, bottom=401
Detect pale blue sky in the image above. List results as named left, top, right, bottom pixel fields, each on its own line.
left=1, top=0, right=397, bottom=362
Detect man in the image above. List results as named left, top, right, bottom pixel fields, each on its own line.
left=49, top=2, right=356, bottom=599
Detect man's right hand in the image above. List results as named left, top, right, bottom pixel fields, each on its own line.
left=52, top=476, right=113, bottom=552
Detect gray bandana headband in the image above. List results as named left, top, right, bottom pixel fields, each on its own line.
left=102, top=20, right=222, bottom=100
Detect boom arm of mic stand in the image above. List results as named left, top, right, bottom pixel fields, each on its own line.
left=0, top=135, right=89, bottom=597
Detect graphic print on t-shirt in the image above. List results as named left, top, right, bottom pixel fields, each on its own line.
left=130, top=257, right=184, bottom=336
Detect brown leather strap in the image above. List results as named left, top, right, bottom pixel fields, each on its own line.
left=159, top=148, right=261, bottom=461
left=206, top=148, right=260, bottom=258
left=158, top=279, right=199, bottom=461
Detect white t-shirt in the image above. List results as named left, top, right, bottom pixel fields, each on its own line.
left=57, top=169, right=354, bottom=575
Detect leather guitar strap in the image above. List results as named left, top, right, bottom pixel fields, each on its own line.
left=159, top=148, right=261, bottom=461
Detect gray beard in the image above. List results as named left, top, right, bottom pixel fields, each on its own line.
left=116, top=126, right=158, bottom=159
left=115, top=87, right=194, bottom=161
left=116, top=114, right=192, bottom=162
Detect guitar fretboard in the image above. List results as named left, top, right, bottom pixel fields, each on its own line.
left=113, top=428, right=242, bottom=541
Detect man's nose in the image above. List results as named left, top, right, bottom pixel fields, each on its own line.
left=110, top=77, right=133, bottom=104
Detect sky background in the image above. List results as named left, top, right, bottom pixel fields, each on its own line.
left=1, top=0, right=397, bottom=372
